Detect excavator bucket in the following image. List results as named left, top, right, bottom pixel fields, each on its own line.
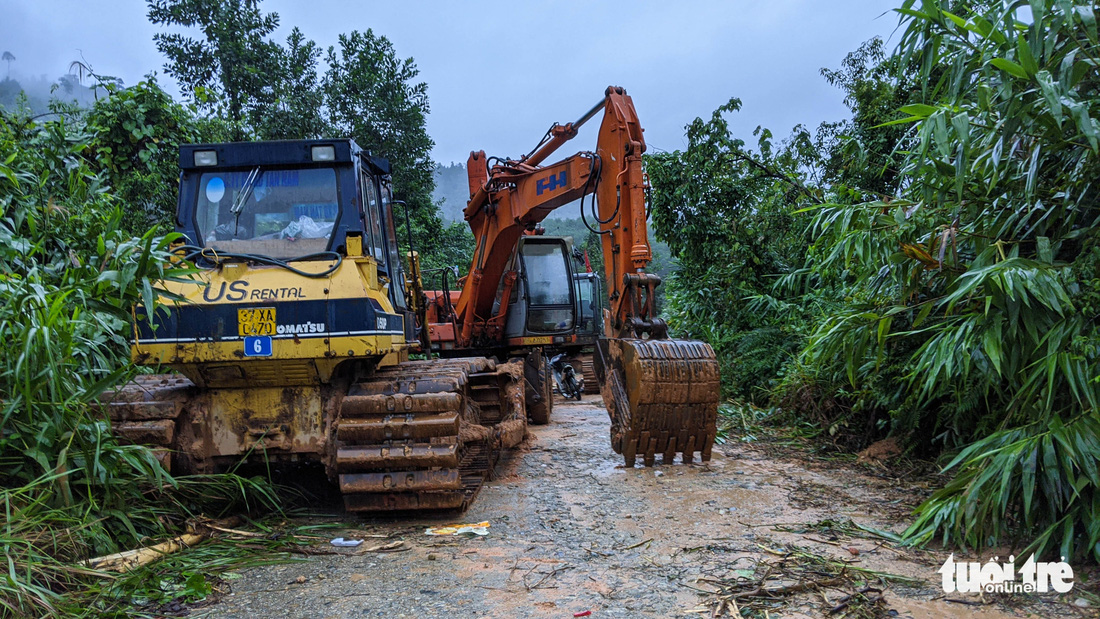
left=595, top=338, right=720, bottom=467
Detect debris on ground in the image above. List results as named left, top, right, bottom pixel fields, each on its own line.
left=82, top=517, right=243, bottom=572
left=855, top=437, right=901, bottom=466
left=686, top=539, right=920, bottom=618
left=425, top=521, right=491, bottom=536
left=211, top=398, right=1086, bottom=619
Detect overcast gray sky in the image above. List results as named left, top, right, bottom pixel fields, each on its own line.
left=4, top=0, right=902, bottom=165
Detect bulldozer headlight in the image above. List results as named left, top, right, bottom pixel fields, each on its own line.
left=193, top=150, right=218, bottom=166
left=311, top=145, right=336, bottom=162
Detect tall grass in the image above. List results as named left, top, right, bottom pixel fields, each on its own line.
left=0, top=102, right=285, bottom=615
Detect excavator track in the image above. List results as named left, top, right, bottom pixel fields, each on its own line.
left=335, top=357, right=524, bottom=512
left=596, top=338, right=720, bottom=467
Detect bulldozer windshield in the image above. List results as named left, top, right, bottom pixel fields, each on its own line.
left=195, top=166, right=340, bottom=260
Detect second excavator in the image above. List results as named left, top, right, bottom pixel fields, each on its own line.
left=420, top=86, right=720, bottom=466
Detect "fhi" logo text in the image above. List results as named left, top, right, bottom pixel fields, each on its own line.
left=536, top=171, right=567, bottom=195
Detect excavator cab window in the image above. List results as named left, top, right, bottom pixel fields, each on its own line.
left=519, top=238, right=575, bottom=333
left=574, top=273, right=602, bottom=335
left=380, top=185, right=406, bottom=310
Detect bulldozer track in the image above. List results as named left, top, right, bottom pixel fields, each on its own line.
left=98, top=358, right=525, bottom=513
left=337, top=358, right=524, bottom=512
left=96, top=374, right=194, bottom=469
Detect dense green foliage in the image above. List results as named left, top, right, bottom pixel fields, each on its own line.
left=879, top=0, right=1099, bottom=561
left=322, top=28, right=445, bottom=266
left=647, top=100, right=822, bottom=403
left=148, top=0, right=448, bottom=261
left=0, top=104, right=279, bottom=615
left=148, top=0, right=283, bottom=138
left=649, top=0, right=1100, bottom=560
left=83, top=78, right=206, bottom=235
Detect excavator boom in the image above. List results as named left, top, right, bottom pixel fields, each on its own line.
left=458, top=86, right=719, bottom=466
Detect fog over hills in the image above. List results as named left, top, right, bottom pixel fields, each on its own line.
left=433, top=162, right=589, bottom=223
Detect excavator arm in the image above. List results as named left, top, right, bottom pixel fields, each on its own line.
left=457, top=87, right=663, bottom=343
left=456, top=86, right=719, bottom=467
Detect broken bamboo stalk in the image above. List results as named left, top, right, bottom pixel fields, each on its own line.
left=82, top=532, right=206, bottom=572
left=81, top=517, right=241, bottom=572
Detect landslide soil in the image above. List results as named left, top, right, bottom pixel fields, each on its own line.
left=209, top=396, right=1095, bottom=618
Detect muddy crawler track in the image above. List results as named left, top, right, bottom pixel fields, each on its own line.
left=568, top=353, right=600, bottom=395
left=336, top=358, right=525, bottom=512
left=98, top=358, right=526, bottom=513
left=96, top=373, right=195, bottom=469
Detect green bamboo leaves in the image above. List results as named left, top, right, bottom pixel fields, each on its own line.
left=804, top=0, right=1100, bottom=560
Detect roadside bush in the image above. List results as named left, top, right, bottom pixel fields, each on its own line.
left=0, top=98, right=276, bottom=616
left=798, top=1, right=1100, bottom=560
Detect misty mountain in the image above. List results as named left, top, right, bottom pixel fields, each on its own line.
left=433, top=162, right=470, bottom=222
left=432, top=161, right=597, bottom=223
left=0, top=69, right=104, bottom=115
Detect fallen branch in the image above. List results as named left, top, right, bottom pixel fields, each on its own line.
left=524, top=564, right=572, bottom=590
left=944, top=598, right=985, bottom=606
left=828, top=586, right=882, bottom=614
left=205, top=524, right=266, bottom=538
left=82, top=517, right=250, bottom=572
left=618, top=538, right=653, bottom=551
left=82, top=533, right=206, bottom=573
left=733, top=577, right=845, bottom=600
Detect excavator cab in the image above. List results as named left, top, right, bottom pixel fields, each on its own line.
left=501, top=237, right=577, bottom=339
left=573, top=271, right=602, bottom=344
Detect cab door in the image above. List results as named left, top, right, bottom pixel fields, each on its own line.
left=515, top=237, right=576, bottom=335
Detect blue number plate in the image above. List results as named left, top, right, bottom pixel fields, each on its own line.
left=244, top=336, right=272, bottom=357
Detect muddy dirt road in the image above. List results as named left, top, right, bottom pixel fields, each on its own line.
left=212, top=396, right=1089, bottom=618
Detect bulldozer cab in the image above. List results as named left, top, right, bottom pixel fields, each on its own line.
left=177, top=140, right=409, bottom=316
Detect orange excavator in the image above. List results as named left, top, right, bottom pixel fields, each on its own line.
left=418, top=86, right=720, bottom=466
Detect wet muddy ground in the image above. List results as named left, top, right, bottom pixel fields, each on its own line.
left=210, top=396, right=1095, bottom=618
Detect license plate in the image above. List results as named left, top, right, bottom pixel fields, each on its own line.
left=238, top=307, right=276, bottom=336
left=522, top=336, right=553, bottom=345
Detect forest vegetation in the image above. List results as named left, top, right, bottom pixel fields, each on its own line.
left=646, top=0, right=1100, bottom=564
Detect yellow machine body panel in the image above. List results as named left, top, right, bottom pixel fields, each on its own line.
left=133, top=255, right=409, bottom=389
